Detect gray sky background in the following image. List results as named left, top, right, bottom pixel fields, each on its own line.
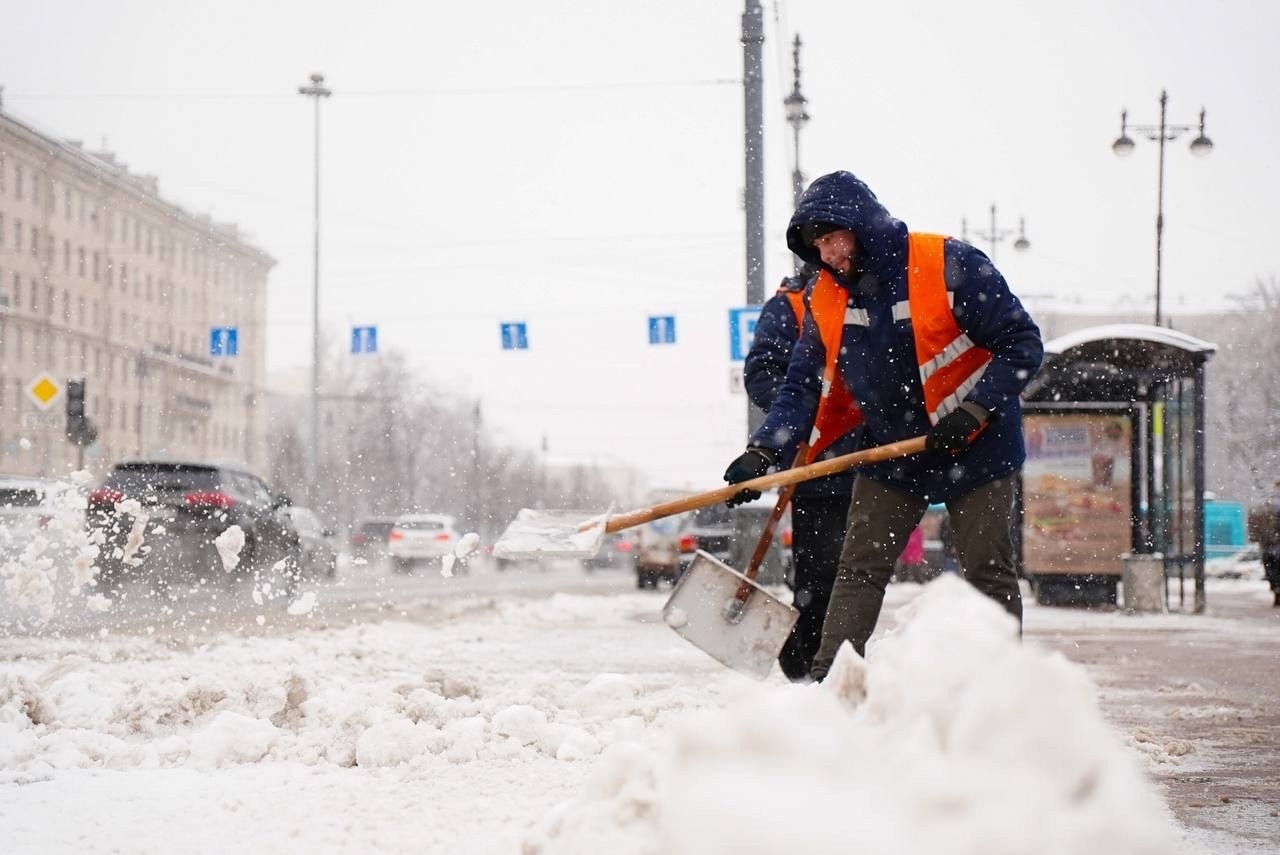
left=2, top=0, right=1277, bottom=490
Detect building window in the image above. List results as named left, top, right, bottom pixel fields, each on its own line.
left=11, top=273, right=18, bottom=307
left=32, top=173, right=40, bottom=208
left=14, top=163, right=23, bottom=200
left=63, top=240, right=71, bottom=273
left=0, top=213, right=4, bottom=249
left=93, top=252, right=100, bottom=282
left=31, top=226, right=40, bottom=258
left=14, top=219, right=21, bottom=252
left=64, top=186, right=72, bottom=221
left=78, top=247, right=86, bottom=277
left=0, top=156, right=5, bottom=193
left=30, top=280, right=38, bottom=312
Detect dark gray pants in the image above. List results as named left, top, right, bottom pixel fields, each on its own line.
left=810, top=474, right=1023, bottom=680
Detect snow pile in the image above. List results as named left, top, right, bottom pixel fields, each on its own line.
left=0, top=594, right=723, bottom=783
left=527, top=576, right=1177, bottom=855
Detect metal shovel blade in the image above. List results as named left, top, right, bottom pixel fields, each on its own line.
left=662, top=550, right=798, bottom=680
left=491, top=508, right=609, bottom=559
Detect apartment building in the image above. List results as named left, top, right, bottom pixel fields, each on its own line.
left=0, top=105, right=275, bottom=478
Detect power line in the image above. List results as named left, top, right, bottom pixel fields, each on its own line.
left=7, top=78, right=740, bottom=101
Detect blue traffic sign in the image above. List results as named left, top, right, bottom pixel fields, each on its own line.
left=648, top=315, right=676, bottom=345
left=728, top=307, right=762, bottom=361
left=351, top=326, right=378, bottom=354
left=500, top=322, right=529, bottom=350
left=210, top=326, right=239, bottom=357
left=645, top=316, right=675, bottom=345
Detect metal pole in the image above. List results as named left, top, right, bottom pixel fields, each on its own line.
left=742, top=1, right=765, bottom=435
left=299, top=73, right=331, bottom=505
left=988, top=203, right=999, bottom=263
left=742, top=0, right=765, bottom=306
left=1154, top=90, right=1168, bottom=327
left=1192, top=359, right=1206, bottom=612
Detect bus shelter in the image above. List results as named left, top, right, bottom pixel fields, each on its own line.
left=1018, top=324, right=1217, bottom=611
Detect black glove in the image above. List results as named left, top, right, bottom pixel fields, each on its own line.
left=723, top=447, right=776, bottom=507
left=926, top=408, right=985, bottom=456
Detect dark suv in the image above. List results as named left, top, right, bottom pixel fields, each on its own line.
left=87, top=461, right=299, bottom=591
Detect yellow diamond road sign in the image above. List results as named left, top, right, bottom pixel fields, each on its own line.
left=27, top=374, right=62, bottom=411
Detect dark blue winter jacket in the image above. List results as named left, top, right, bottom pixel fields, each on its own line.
left=745, top=275, right=860, bottom=499
left=750, top=171, right=1043, bottom=503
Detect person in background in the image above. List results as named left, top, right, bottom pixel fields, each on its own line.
left=893, top=525, right=927, bottom=584
left=724, top=170, right=1043, bottom=680
left=1247, top=481, right=1280, bottom=607
left=742, top=267, right=861, bottom=681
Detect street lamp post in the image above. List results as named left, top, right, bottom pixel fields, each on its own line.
left=1111, top=90, right=1213, bottom=327
left=783, top=35, right=811, bottom=275
left=298, top=72, right=331, bottom=506
left=960, top=203, right=1030, bottom=263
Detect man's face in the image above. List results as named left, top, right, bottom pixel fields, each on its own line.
left=812, top=229, right=858, bottom=275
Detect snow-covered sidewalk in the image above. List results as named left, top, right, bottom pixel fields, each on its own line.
left=1, top=573, right=1220, bottom=854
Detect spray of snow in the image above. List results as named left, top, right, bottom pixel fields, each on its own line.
left=71, top=546, right=100, bottom=588
left=455, top=532, right=481, bottom=560
left=214, top=525, right=245, bottom=572
left=116, top=500, right=150, bottom=567
left=1, top=539, right=57, bottom=621
left=286, top=592, right=317, bottom=616
left=441, top=555, right=456, bottom=578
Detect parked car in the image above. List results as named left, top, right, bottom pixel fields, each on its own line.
left=350, top=516, right=398, bottom=564
left=0, top=475, right=85, bottom=561
left=280, top=505, right=338, bottom=581
left=675, top=492, right=790, bottom=586
left=86, top=460, right=299, bottom=591
left=1205, top=543, right=1263, bottom=580
left=586, top=532, right=635, bottom=571
left=388, top=513, right=460, bottom=572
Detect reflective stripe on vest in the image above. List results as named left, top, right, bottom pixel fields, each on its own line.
left=807, top=233, right=991, bottom=436
left=905, top=233, right=991, bottom=424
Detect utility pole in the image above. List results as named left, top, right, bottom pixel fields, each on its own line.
left=742, top=0, right=765, bottom=433
left=298, top=73, right=332, bottom=505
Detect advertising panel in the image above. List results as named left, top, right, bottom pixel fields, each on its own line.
left=1022, top=412, right=1132, bottom=576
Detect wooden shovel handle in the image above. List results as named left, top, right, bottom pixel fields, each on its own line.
left=601, top=435, right=927, bottom=534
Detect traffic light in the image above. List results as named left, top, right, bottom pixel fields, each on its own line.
left=66, top=379, right=86, bottom=419
left=65, top=378, right=98, bottom=448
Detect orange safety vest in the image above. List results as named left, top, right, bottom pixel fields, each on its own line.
left=807, top=233, right=992, bottom=439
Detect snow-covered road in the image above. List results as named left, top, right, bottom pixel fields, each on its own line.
left=1, top=555, right=1277, bottom=854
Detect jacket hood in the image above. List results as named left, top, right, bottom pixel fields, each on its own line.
left=786, top=171, right=908, bottom=282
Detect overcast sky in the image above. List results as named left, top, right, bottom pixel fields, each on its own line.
left=2, top=0, right=1276, bottom=491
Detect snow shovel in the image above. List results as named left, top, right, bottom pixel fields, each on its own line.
left=661, top=444, right=809, bottom=679
left=491, top=435, right=927, bottom=560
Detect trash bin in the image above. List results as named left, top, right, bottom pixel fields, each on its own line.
left=1120, top=553, right=1166, bottom=613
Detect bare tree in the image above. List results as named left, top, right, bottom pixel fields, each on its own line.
left=1207, top=276, right=1280, bottom=502
left=267, top=343, right=628, bottom=536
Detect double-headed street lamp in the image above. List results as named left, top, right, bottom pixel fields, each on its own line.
left=1111, top=90, right=1213, bottom=327
left=961, top=204, right=1030, bottom=263
left=298, top=72, right=331, bottom=506
left=783, top=35, right=811, bottom=276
